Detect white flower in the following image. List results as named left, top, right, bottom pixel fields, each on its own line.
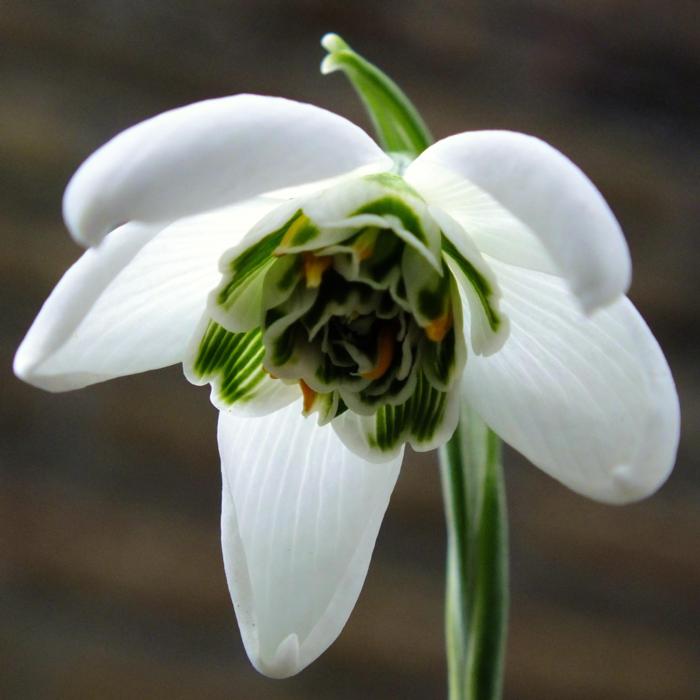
left=14, top=94, right=679, bottom=678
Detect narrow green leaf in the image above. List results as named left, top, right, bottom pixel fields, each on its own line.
left=439, top=403, right=509, bottom=700
left=321, top=33, right=432, bottom=158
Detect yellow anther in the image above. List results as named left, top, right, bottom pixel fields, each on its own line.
left=425, top=311, right=453, bottom=342
left=353, top=227, right=379, bottom=261
left=275, top=214, right=311, bottom=255
left=303, top=253, right=333, bottom=288
left=361, top=325, right=396, bottom=381
left=299, top=379, right=317, bottom=413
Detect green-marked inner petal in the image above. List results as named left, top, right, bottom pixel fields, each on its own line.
left=192, top=320, right=276, bottom=408
left=401, top=246, right=450, bottom=326
left=263, top=286, right=320, bottom=374
left=353, top=196, right=428, bottom=246
left=333, top=371, right=459, bottom=458
left=363, top=172, right=424, bottom=197
left=420, top=277, right=467, bottom=391
left=213, top=211, right=304, bottom=330
left=442, top=235, right=502, bottom=332
left=262, top=255, right=303, bottom=311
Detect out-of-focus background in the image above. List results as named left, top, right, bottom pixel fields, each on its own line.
left=1, top=1, right=698, bottom=698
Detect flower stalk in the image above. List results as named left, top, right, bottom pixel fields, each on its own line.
left=324, top=34, right=509, bottom=698
left=440, top=405, right=508, bottom=700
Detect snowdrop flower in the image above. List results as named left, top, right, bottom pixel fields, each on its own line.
left=14, top=92, right=679, bottom=677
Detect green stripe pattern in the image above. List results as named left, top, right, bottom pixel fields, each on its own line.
left=192, top=320, right=267, bottom=407
left=368, top=372, right=450, bottom=451
left=353, top=196, right=429, bottom=246
left=217, top=211, right=302, bottom=310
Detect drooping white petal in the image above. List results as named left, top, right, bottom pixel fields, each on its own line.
left=219, top=402, right=402, bottom=677
left=14, top=199, right=277, bottom=391
left=461, top=258, right=679, bottom=503
left=405, top=131, right=631, bottom=312
left=64, top=94, right=392, bottom=246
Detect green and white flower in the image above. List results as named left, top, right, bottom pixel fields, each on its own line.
left=14, top=92, right=679, bottom=677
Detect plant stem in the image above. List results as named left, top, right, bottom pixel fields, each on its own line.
left=439, top=403, right=509, bottom=700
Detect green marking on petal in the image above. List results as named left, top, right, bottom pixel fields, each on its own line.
left=353, top=196, right=428, bottom=246
left=366, top=371, right=450, bottom=451
left=307, top=389, right=340, bottom=426
left=216, top=211, right=303, bottom=317
left=192, top=320, right=268, bottom=406
left=421, top=277, right=467, bottom=392
left=402, top=245, right=451, bottom=328
left=421, top=326, right=456, bottom=388
left=441, top=235, right=502, bottom=332
left=418, top=284, right=449, bottom=320
left=261, top=255, right=303, bottom=312
left=262, top=286, right=320, bottom=375
left=363, top=172, right=423, bottom=198
left=274, top=213, right=321, bottom=253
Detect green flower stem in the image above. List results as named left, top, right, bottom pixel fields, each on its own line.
left=321, top=33, right=432, bottom=158
left=440, top=404, right=509, bottom=700
left=321, top=33, right=509, bottom=698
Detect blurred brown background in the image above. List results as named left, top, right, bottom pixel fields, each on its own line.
left=1, top=1, right=698, bottom=698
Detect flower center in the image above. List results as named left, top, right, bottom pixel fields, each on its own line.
left=189, top=172, right=508, bottom=454
left=259, top=214, right=456, bottom=422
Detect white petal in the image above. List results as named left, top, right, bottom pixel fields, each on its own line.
left=218, top=402, right=402, bottom=677
left=15, top=199, right=276, bottom=391
left=64, top=94, right=392, bottom=246
left=462, top=258, right=679, bottom=503
left=405, top=131, right=631, bottom=312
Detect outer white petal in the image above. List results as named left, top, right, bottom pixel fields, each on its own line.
left=218, top=402, right=402, bottom=677
left=14, top=199, right=277, bottom=391
left=462, top=258, right=679, bottom=504
left=64, top=94, right=392, bottom=246
left=405, top=131, right=632, bottom=312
